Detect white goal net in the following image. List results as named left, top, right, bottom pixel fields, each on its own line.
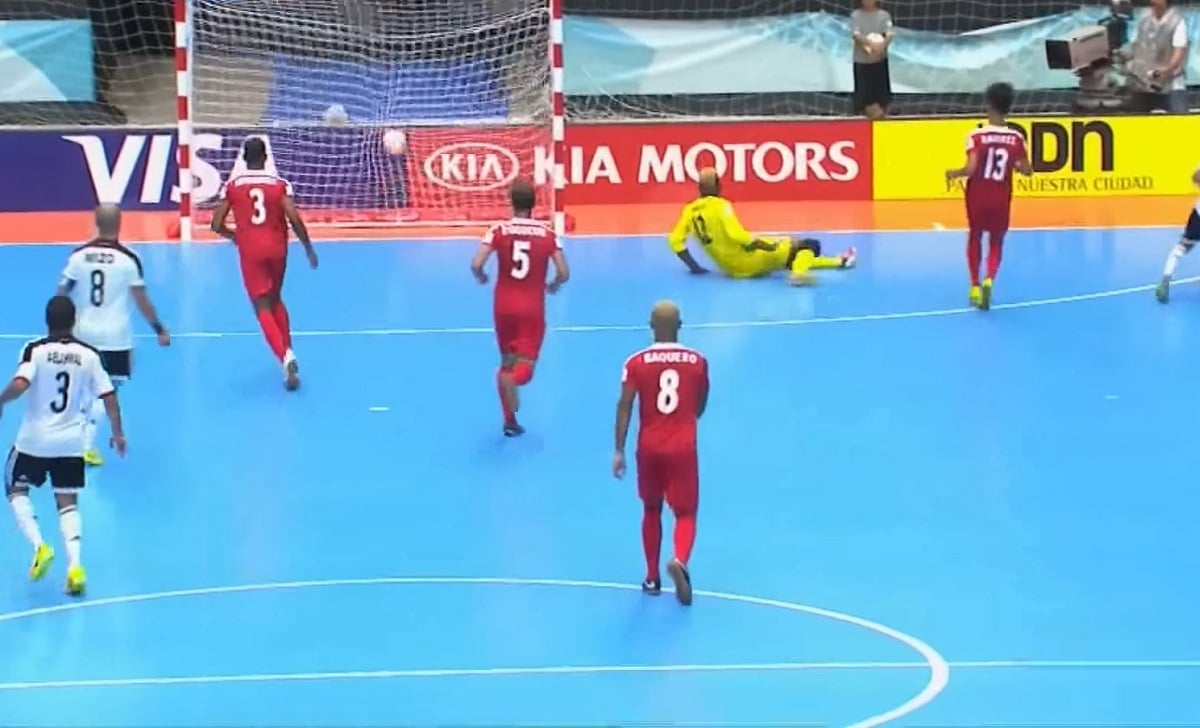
left=190, top=0, right=555, bottom=227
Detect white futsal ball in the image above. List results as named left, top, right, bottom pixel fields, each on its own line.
left=382, top=129, right=407, bottom=155
left=323, top=103, right=349, bottom=127
left=866, top=32, right=885, bottom=45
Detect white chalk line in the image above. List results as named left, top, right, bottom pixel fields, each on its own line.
left=0, top=276, right=1192, bottom=342
left=0, top=659, right=1195, bottom=692
left=0, top=221, right=1180, bottom=248
left=0, top=575, right=948, bottom=728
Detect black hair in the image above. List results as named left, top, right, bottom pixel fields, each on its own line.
left=243, top=137, right=268, bottom=168
left=985, top=82, right=1015, bottom=116
left=46, top=295, right=76, bottom=333
left=510, top=179, right=536, bottom=215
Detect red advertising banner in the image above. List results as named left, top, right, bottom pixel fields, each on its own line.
left=403, top=120, right=872, bottom=214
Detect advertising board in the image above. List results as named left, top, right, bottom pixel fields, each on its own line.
left=873, top=116, right=1200, bottom=200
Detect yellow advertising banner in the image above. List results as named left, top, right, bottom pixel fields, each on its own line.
left=872, top=116, right=1200, bottom=200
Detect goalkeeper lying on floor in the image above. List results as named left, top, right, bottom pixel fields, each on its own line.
left=668, top=168, right=856, bottom=284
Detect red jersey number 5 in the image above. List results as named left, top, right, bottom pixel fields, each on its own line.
left=657, top=369, right=680, bottom=414
left=983, top=147, right=1010, bottom=182
left=510, top=240, right=531, bottom=279
left=248, top=188, right=267, bottom=225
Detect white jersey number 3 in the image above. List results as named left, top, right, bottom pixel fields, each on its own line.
left=656, top=368, right=680, bottom=414
left=510, top=240, right=531, bottom=279
left=249, top=188, right=267, bottom=225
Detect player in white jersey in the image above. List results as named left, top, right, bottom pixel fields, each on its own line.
left=0, top=296, right=127, bottom=595
left=58, top=205, right=168, bottom=466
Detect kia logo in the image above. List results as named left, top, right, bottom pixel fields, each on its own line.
left=422, top=142, right=520, bottom=192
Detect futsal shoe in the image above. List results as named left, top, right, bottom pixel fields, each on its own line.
left=839, top=246, right=857, bottom=268
left=283, top=351, right=300, bottom=391
left=83, top=449, right=104, bottom=467
left=641, top=578, right=661, bottom=596
left=29, top=543, right=54, bottom=582
left=969, top=286, right=982, bottom=308
left=979, top=278, right=993, bottom=311
left=65, top=564, right=86, bottom=596
left=1157, top=277, right=1171, bottom=303
left=503, top=420, right=526, bottom=437
left=667, top=558, right=692, bottom=606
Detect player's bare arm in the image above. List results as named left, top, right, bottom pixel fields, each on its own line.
left=546, top=249, right=570, bottom=294
left=612, top=382, right=637, bottom=479
left=281, top=195, right=318, bottom=269
left=100, top=390, right=126, bottom=456
left=131, top=285, right=171, bottom=346
left=470, top=243, right=493, bottom=284
left=946, top=150, right=979, bottom=181
left=210, top=199, right=235, bottom=239
left=676, top=247, right=708, bottom=274
left=1015, top=156, right=1033, bottom=176
left=0, top=375, right=31, bottom=419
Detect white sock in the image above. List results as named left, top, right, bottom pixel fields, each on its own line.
left=10, top=494, right=44, bottom=548
left=1164, top=243, right=1188, bottom=278
left=59, top=506, right=82, bottom=567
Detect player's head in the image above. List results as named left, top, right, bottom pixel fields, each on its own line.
left=94, top=203, right=121, bottom=240
left=697, top=167, right=720, bottom=197
left=650, top=299, right=681, bottom=342
left=46, top=295, right=76, bottom=335
left=984, top=82, right=1015, bottom=118
left=242, top=137, right=268, bottom=170
left=510, top=179, right=536, bottom=217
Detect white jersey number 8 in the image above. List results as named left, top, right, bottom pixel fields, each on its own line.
left=249, top=188, right=267, bottom=225
left=510, top=240, right=531, bottom=279
left=656, top=368, right=680, bottom=414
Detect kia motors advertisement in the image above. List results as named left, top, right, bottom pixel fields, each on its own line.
left=0, top=121, right=872, bottom=213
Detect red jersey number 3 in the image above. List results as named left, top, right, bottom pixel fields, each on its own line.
left=624, top=345, right=709, bottom=454
left=225, top=174, right=292, bottom=255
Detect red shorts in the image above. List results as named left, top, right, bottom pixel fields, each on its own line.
left=494, top=311, right=545, bottom=360
left=239, top=255, right=287, bottom=300
left=966, top=203, right=1011, bottom=239
left=636, top=449, right=699, bottom=512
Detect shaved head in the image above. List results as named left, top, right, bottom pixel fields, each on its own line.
left=697, top=167, right=720, bottom=197
left=95, top=203, right=121, bottom=239
left=650, top=299, right=681, bottom=342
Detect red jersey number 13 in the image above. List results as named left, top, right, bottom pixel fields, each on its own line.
left=983, top=147, right=1010, bottom=182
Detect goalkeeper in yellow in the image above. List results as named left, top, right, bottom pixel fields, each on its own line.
left=668, top=168, right=856, bottom=284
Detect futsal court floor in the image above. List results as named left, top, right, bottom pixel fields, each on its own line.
left=0, top=200, right=1196, bottom=726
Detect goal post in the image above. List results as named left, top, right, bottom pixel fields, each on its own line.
left=176, top=0, right=566, bottom=241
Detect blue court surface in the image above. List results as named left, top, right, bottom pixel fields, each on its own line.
left=0, top=227, right=1197, bottom=727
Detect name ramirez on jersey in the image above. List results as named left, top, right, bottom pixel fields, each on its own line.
left=60, top=241, right=145, bottom=351
left=12, top=337, right=114, bottom=458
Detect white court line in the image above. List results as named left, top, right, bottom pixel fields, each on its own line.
left=0, top=575, right=949, bottom=728
left=0, top=221, right=1181, bottom=247
left=1, top=277, right=1193, bottom=342
left=0, top=659, right=1195, bottom=692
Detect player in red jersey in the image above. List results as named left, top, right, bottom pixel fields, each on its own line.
left=613, top=300, right=709, bottom=606
left=945, top=82, right=1031, bottom=311
left=211, top=138, right=318, bottom=390
left=471, top=180, right=569, bottom=437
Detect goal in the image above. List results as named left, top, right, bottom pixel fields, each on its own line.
left=179, top=0, right=565, bottom=240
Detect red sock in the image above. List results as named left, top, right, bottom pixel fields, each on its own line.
left=642, top=505, right=662, bottom=582
left=986, top=235, right=1004, bottom=281
left=966, top=229, right=983, bottom=287
left=672, top=510, right=696, bottom=566
left=256, top=309, right=287, bottom=361
left=272, top=300, right=292, bottom=351
left=496, top=367, right=515, bottom=423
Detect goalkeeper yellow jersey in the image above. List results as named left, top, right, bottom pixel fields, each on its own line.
left=667, top=195, right=790, bottom=277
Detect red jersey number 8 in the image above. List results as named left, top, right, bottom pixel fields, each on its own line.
left=983, top=147, right=1010, bottom=182
left=656, top=369, right=680, bottom=414
left=510, top=240, right=531, bottom=279
left=248, top=188, right=267, bottom=225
